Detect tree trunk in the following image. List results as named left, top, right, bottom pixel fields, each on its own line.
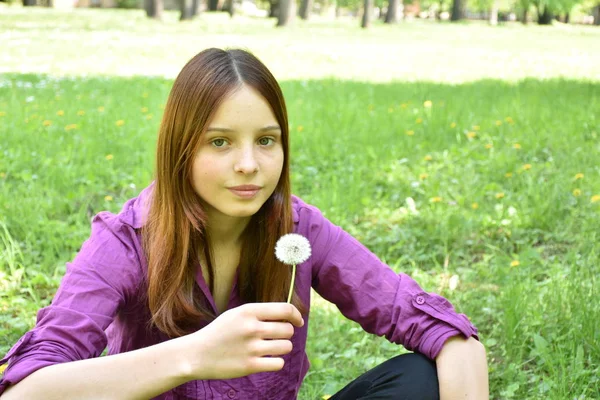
left=521, top=8, right=528, bottom=23
left=537, top=6, right=553, bottom=24
left=489, top=1, right=498, bottom=25
left=208, top=0, right=221, bottom=11
left=179, top=0, right=193, bottom=20
left=224, top=0, right=235, bottom=17
left=298, top=0, right=312, bottom=19
left=385, top=0, right=399, bottom=23
left=450, top=0, right=463, bottom=21
left=564, top=12, right=569, bottom=23
left=277, top=0, right=296, bottom=26
left=594, top=5, right=600, bottom=25
left=23, top=0, right=36, bottom=6
left=190, top=0, right=202, bottom=17
left=269, top=0, right=279, bottom=17
left=145, top=0, right=164, bottom=19
left=361, top=0, right=373, bottom=27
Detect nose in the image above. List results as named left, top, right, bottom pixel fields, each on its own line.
left=234, top=146, right=259, bottom=174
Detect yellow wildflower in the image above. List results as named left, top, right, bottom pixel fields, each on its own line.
left=105, top=154, right=114, bottom=161
left=485, top=143, right=493, bottom=149
left=471, top=202, right=479, bottom=209
left=466, top=132, right=476, bottom=139
left=57, top=110, right=64, bottom=116
left=522, top=164, right=532, bottom=171
left=98, top=106, right=105, bottom=112
left=297, top=125, right=304, bottom=132
left=496, top=192, right=505, bottom=199
left=423, top=100, right=432, bottom=108
left=424, top=155, right=433, bottom=161
left=572, top=189, right=581, bottom=197
left=473, top=125, right=480, bottom=131
left=495, top=120, right=502, bottom=126
left=141, top=107, right=149, bottom=113
left=513, top=143, right=521, bottom=149
left=104, top=195, right=113, bottom=202
left=116, top=120, right=125, bottom=127
left=322, top=396, right=332, bottom=400
left=77, top=110, right=85, bottom=116
left=388, top=107, right=394, bottom=113
left=505, top=172, right=513, bottom=178
left=43, top=120, right=52, bottom=127
left=430, top=196, right=443, bottom=203
left=419, top=173, right=429, bottom=180
left=400, top=103, right=408, bottom=109
left=405, top=130, right=415, bottom=136
left=450, top=122, right=456, bottom=128
left=64, top=124, right=78, bottom=131
left=0, top=172, right=5, bottom=179
left=368, top=104, right=374, bottom=111
left=0, top=363, right=6, bottom=374
left=591, top=195, right=600, bottom=203
left=505, top=117, right=514, bottom=124
left=0, top=111, right=5, bottom=117
left=146, top=114, right=153, bottom=120
left=574, top=173, right=584, bottom=180
left=416, top=117, right=423, bottom=124
left=142, top=92, right=149, bottom=98
left=510, top=260, right=520, bottom=267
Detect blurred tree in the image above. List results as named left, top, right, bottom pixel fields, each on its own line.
left=145, top=0, right=164, bottom=19
left=361, top=0, right=373, bottom=26
left=299, top=0, right=313, bottom=19
left=450, top=0, right=464, bottom=20
left=385, top=0, right=401, bottom=22
left=277, top=0, right=296, bottom=25
left=23, top=0, right=36, bottom=5
left=223, top=0, right=235, bottom=16
left=208, top=0, right=224, bottom=10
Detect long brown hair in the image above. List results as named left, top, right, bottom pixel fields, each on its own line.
left=141, top=48, right=307, bottom=338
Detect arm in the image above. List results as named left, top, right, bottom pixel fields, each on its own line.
left=1, top=337, right=193, bottom=400
left=436, top=336, right=489, bottom=400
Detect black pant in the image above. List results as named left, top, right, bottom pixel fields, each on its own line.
left=330, top=353, right=440, bottom=400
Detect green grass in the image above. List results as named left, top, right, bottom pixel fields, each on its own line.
left=1, top=6, right=599, bottom=400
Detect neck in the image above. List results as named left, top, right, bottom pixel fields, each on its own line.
left=205, top=216, right=251, bottom=249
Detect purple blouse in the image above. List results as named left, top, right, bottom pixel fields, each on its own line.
left=0, top=182, right=478, bottom=399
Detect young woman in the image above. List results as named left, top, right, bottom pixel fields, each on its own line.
left=0, top=48, right=488, bottom=400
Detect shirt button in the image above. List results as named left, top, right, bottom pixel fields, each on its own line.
left=227, top=389, right=236, bottom=398
left=416, top=295, right=425, bottom=305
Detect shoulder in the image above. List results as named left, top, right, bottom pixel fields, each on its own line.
left=291, top=194, right=328, bottom=227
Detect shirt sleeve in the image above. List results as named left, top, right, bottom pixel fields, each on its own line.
left=0, top=212, right=142, bottom=395
left=302, top=204, right=479, bottom=360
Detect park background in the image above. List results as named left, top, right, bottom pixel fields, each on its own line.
left=0, top=0, right=599, bottom=399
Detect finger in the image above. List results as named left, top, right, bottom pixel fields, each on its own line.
left=253, top=339, right=293, bottom=357
left=257, top=321, right=295, bottom=339
left=252, top=303, right=304, bottom=327
left=249, top=356, right=285, bottom=373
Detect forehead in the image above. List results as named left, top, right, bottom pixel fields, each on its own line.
left=208, top=85, right=279, bottom=127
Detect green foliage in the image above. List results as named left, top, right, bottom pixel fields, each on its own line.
left=115, top=0, right=140, bottom=8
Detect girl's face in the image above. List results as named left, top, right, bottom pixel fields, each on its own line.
left=192, top=85, right=284, bottom=224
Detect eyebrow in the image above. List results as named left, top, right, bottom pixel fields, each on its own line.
left=206, top=125, right=282, bottom=133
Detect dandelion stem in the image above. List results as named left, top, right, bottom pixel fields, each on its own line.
left=287, top=263, right=296, bottom=303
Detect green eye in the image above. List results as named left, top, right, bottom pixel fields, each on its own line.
left=259, top=137, right=274, bottom=146
left=211, top=139, right=226, bottom=147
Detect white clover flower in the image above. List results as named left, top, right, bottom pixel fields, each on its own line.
left=275, top=233, right=311, bottom=265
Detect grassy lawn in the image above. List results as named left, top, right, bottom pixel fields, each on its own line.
left=0, top=6, right=599, bottom=399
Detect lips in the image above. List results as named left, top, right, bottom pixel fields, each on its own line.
left=228, top=185, right=262, bottom=191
